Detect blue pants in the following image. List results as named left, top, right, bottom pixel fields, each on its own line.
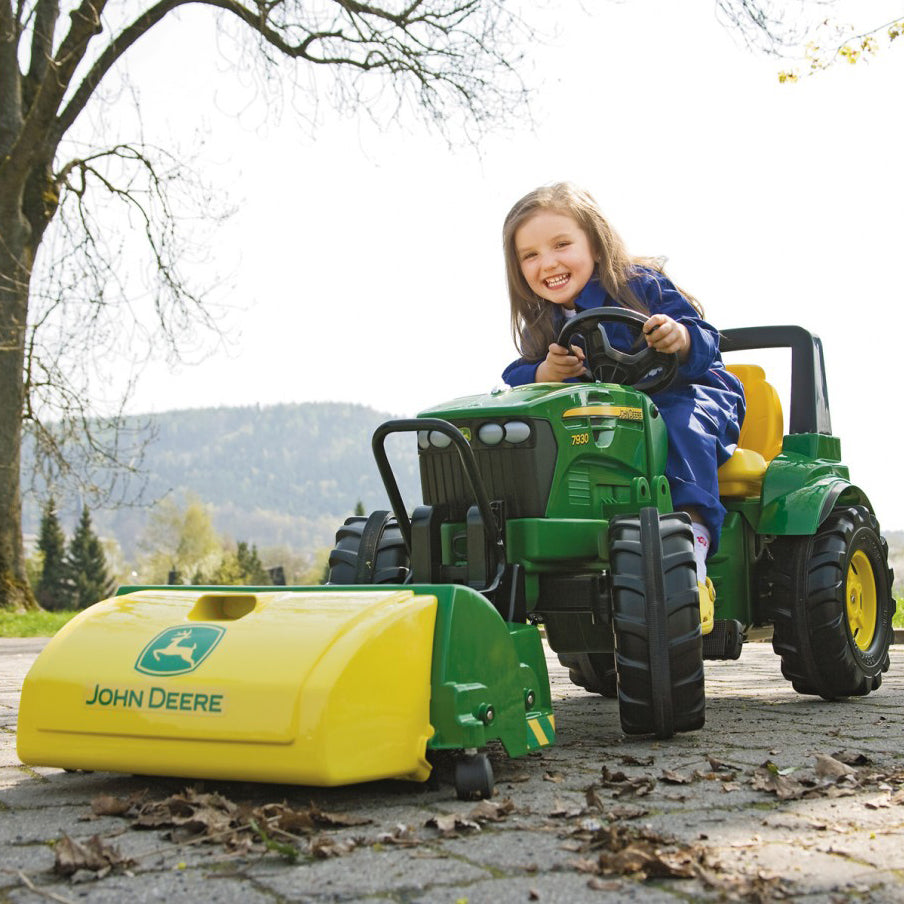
left=652, top=383, right=744, bottom=553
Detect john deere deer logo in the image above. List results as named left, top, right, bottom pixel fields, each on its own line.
left=135, top=625, right=225, bottom=676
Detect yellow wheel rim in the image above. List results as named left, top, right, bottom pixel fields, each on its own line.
left=846, top=549, right=877, bottom=651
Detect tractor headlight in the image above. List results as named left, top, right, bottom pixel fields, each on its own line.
left=504, top=421, right=531, bottom=444
left=428, top=430, right=452, bottom=448
left=477, top=423, right=505, bottom=446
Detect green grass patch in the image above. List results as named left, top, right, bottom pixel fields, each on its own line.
left=0, top=610, right=79, bottom=637
left=893, top=597, right=904, bottom=630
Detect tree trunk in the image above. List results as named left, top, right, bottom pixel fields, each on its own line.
left=0, top=196, right=39, bottom=611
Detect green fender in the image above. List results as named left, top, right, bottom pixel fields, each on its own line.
left=757, top=435, right=873, bottom=535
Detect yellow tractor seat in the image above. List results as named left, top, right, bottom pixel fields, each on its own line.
left=717, top=364, right=784, bottom=498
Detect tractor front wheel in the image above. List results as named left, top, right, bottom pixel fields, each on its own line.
left=557, top=653, right=618, bottom=698
left=769, top=505, right=893, bottom=699
left=609, top=508, right=705, bottom=739
left=326, top=510, right=410, bottom=584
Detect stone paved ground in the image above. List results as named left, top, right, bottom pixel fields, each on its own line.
left=2, top=638, right=904, bottom=903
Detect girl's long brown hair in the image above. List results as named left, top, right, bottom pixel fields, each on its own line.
left=503, top=182, right=701, bottom=361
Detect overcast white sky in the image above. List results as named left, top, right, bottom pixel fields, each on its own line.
left=88, top=0, right=904, bottom=528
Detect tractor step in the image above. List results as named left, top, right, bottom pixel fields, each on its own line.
left=702, top=618, right=745, bottom=660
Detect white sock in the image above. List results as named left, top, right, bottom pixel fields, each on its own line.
left=691, top=522, right=710, bottom=584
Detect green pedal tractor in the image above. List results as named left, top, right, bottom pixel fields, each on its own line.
left=18, top=311, right=894, bottom=800
left=329, top=311, right=894, bottom=749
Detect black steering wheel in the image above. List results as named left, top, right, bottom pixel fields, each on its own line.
left=557, top=307, right=678, bottom=394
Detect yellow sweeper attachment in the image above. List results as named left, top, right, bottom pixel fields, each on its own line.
left=18, top=588, right=437, bottom=785
left=18, top=582, right=555, bottom=795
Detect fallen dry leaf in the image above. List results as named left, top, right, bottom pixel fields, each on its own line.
left=469, top=798, right=515, bottom=823
left=255, top=802, right=316, bottom=834
left=376, top=824, right=420, bottom=847
left=585, top=786, right=605, bottom=811
left=695, top=768, right=738, bottom=782
left=54, top=834, right=134, bottom=878
left=306, top=803, right=373, bottom=829
left=660, top=769, right=693, bottom=785
left=831, top=749, right=872, bottom=766
left=619, top=755, right=654, bottom=767
left=425, top=813, right=481, bottom=836
left=751, top=766, right=807, bottom=801
left=600, top=766, right=656, bottom=798
left=89, top=791, right=146, bottom=818
left=815, top=754, right=856, bottom=780
left=549, top=796, right=585, bottom=819
left=606, top=803, right=648, bottom=820
left=309, top=834, right=360, bottom=858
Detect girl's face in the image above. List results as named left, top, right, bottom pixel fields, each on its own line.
left=514, top=210, right=595, bottom=309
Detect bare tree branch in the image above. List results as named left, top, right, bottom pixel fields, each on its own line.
left=714, top=0, right=837, bottom=54
left=58, top=0, right=530, bottom=140
left=0, top=0, right=546, bottom=609
left=715, top=0, right=904, bottom=70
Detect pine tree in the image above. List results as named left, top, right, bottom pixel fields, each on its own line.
left=236, top=542, right=269, bottom=584
left=36, top=498, right=71, bottom=611
left=207, top=541, right=269, bottom=585
left=67, top=506, right=114, bottom=609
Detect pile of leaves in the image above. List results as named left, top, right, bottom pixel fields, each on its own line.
left=54, top=787, right=521, bottom=880
left=77, top=788, right=374, bottom=865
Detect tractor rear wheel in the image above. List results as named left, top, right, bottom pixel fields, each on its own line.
left=326, top=510, right=410, bottom=584
left=557, top=652, right=618, bottom=698
left=610, top=508, right=704, bottom=738
left=768, top=505, right=893, bottom=699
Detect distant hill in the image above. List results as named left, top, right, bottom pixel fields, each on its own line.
left=21, top=404, right=903, bottom=595
left=22, top=402, right=421, bottom=560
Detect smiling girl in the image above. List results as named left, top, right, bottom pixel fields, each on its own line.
left=501, top=182, right=746, bottom=598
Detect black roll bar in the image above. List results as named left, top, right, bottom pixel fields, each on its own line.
left=719, top=325, right=832, bottom=435
left=371, top=418, right=505, bottom=571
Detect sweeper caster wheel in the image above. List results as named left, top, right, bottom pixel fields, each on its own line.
left=454, top=752, right=494, bottom=800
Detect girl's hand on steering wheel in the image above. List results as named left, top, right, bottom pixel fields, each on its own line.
left=643, top=314, right=690, bottom=360
left=536, top=342, right=586, bottom=382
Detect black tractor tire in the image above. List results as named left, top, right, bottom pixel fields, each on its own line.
left=609, top=508, right=705, bottom=739
left=326, top=510, right=410, bottom=585
left=768, top=505, right=893, bottom=700
left=557, top=652, right=618, bottom=698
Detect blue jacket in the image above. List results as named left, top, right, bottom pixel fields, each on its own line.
left=502, top=269, right=739, bottom=396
